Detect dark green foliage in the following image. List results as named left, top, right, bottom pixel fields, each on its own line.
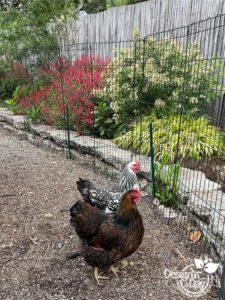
left=93, top=98, right=116, bottom=139
left=83, top=0, right=107, bottom=13
left=0, top=75, right=23, bottom=99
left=0, top=0, right=78, bottom=98
left=0, top=0, right=77, bottom=61
left=0, top=63, right=30, bottom=100
left=5, top=84, right=32, bottom=113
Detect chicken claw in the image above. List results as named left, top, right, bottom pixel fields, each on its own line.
left=109, top=265, right=120, bottom=277
left=109, top=260, right=129, bottom=277
left=94, top=267, right=109, bottom=285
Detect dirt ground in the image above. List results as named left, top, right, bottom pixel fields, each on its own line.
left=0, top=128, right=218, bottom=300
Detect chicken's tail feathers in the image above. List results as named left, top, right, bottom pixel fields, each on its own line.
left=76, top=178, right=94, bottom=190
left=76, top=178, right=94, bottom=202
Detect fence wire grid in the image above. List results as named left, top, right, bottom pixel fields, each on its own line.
left=1, top=13, right=225, bottom=298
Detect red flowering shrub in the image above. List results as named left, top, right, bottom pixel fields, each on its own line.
left=19, top=55, right=108, bottom=133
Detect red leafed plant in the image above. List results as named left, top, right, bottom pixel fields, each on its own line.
left=19, top=55, right=109, bottom=133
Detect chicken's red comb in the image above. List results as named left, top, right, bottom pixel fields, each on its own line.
left=131, top=187, right=141, bottom=194
left=134, top=160, right=140, bottom=170
left=134, top=160, right=140, bottom=166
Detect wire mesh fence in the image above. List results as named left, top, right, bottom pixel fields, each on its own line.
left=1, top=13, right=225, bottom=298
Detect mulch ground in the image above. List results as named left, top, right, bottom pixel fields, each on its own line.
left=0, top=128, right=218, bottom=300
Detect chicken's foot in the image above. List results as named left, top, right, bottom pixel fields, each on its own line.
left=109, top=265, right=120, bottom=277
left=94, top=267, right=109, bottom=285
left=109, top=260, right=128, bottom=277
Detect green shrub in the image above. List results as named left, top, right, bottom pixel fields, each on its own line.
left=6, top=85, right=32, bottom=114
left=156, top=188, right=178, bottom=207
left=0, top=62, right=31, bottom=99
left=0, top=76, right=20, bottom=100
left=155, top=155, right=180, bottom=207
left=5, top=98, right=19, bottom=114
left=13, top=85, right=32, bottom=100
left=99, top=37, right=224, bottom=133
left=25, top=105, right=42, bottom=124
left=115, top=115, right=225, bottom=162
left=93, top=98, right=116, bottom=139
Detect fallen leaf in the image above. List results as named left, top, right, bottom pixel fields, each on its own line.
left=44, top=213, right=53, bottom=218
left=189, top=230, right=201, bottom=243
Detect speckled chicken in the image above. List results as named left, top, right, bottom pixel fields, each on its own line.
left=76, top=160, right=140, bottom=213
left=69, top=188, right=144, bottom=284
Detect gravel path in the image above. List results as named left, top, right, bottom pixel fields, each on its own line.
left=0, top=128, right=217, bottom=300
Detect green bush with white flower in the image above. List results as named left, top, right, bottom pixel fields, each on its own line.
left=98, top=36, right=224, bottom=134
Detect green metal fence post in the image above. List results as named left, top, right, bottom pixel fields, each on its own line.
left=66, top=104, right=71, bottom=159
left=149, top=122, right=156, bottom=196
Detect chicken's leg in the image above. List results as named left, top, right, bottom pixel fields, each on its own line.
left=109, top=260, right=129, bottom=277
left=94, top=267, right=109, bottom=285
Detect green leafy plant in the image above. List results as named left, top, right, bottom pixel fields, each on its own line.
left=0, top=62, right=31, bottom=99
left=93, top=98, right=116, bottom=138
left=13, top=84, right=32, bottom=100
left=99, top=36, right=224, bottom=134
left=25, top=105, right=42, bottom=124
left=156, top=188, right=178, bottom=207
left=22, top=117, right=31, bottom=131
left=5, top=98, right=19, bottom=114
left=155, top=154, right=180, bottom=207
left=5, top=84, right=32, bottom=114
left=0, top=1, right=77, bottom=63
left=0, top=75, right=21, bottom=99
left=115, top=115, right=225, bottom=162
